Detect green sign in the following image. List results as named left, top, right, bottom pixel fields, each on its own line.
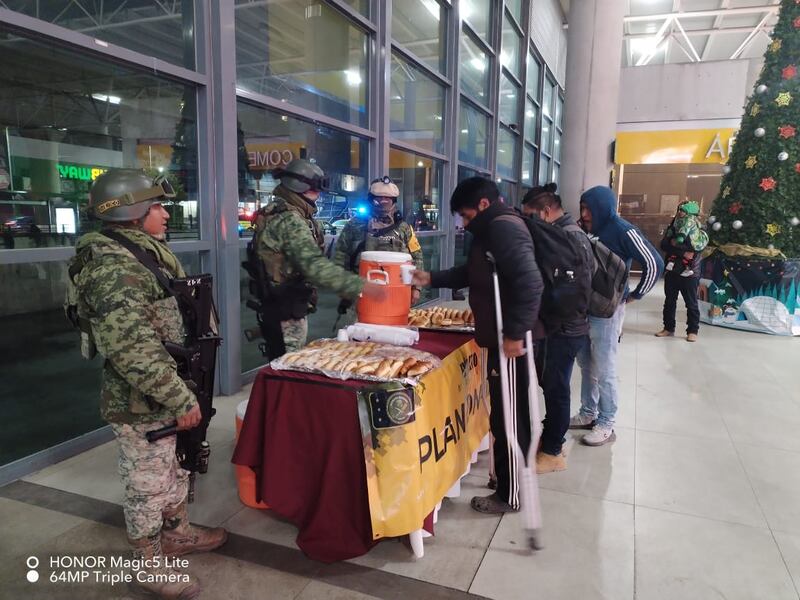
left=57, top=163, right=108, bottom=181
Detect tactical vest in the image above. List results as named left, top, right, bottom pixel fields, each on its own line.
left=347, top=217, right=406, bottom=271
left=253, top=198, right=324, bottom=285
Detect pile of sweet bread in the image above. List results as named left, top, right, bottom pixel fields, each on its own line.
left=276, top=339, right=436, bottom=379
left=408, top=307, right=475, bottom=328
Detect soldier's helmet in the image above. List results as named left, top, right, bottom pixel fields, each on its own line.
left=89, top=169, right=176, bottom=222
left=369, top=176, right=400, bottom=202
left=276, top=159, right=329, bottom=194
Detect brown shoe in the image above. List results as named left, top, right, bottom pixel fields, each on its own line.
left=128, top=534, right=201, bottom=600
left=654, top=329, right=674, bottom=337
left=161, top=502, right=228, bottom=557
left=686, top=333, right=698, bottom=342
left=536, top=451, right=567, bottom=474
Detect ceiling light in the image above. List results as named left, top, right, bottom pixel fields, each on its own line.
left=461, top=129, right=469, bottom=133
left=91, top=93, right=121, bottom=104
left=470, top=57, right=486, bottom=71
left=526, top=110, right=535, bottom=117
left=417, top=161, right=424, bottom=167
left=345, top=70, right=362, bottom=86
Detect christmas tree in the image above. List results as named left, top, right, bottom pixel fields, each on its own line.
left=709, top=0, right=800, bottom=257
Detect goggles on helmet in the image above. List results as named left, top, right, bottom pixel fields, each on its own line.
left=281, top=170, right=330, bottom=192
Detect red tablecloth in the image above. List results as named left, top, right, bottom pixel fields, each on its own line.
left=231, top=331, right=472, bottom=562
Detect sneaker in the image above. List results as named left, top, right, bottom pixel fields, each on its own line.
left=654, top=329, right=674, bottom=337
left=536, top=451, right=567, bottom=474
left=470, top=493, right=516, bottom=514
left=569, top=413, right=596, bottom=429
left=680, top=269, right=694, bottom=277
left=686, top=333, right=698, bottom=342
left=582, top=425, right=616, bottom=446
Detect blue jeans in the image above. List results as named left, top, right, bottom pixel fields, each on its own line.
left=576, top=303, right=626, bottom=428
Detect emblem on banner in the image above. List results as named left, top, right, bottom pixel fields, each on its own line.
left=368, top=389, right=415, bottom=429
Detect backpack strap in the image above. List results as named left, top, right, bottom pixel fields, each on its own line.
left=102, top=229, right=175, bottom=298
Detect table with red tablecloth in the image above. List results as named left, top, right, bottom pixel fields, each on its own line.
left=231, top=331, right=489, bottom=563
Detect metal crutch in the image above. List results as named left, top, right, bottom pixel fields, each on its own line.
left=488, top=252, right=544, bottom=551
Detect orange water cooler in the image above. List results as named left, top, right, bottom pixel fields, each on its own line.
left=234, top=400, right=269, bottom=510
left=357, top=251, right=413, bottom=326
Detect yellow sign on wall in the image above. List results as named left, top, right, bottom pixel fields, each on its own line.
left=615, top=128, right=738, bottom=165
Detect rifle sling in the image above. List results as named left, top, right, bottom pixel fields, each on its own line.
left=102, top=229, right=176, bottom=299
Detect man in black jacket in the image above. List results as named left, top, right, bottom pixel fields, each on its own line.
left=413, top=177, right=543, bottom=514
left=522, top=184, right=592, bottom=474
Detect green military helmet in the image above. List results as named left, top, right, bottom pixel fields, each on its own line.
left=277, top=159, right=329, bottom=194
left=89, top=169, right=176, bottom=222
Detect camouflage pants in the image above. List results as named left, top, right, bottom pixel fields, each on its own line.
left=111, top=419, right=189, bottom=540
left=281, top=318, right=308, bottom=352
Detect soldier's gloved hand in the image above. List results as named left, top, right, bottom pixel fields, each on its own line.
left=337, top=298, right=353, bottom=315
left=177, top=403, right=202, bottom=431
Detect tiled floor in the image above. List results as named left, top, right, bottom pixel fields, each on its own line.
left=2, top=288, right=800, bottom=600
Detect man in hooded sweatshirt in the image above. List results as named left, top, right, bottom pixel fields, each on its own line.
left=570, top=186, right=664, bottom=446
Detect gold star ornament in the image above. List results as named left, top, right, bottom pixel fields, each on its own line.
left=750, top=103, right=760, bottom=116
left=775, top=92, right=792, bottom=107
left=769, top=39, right=782, bottom=53
left=766, top=223, right=781, bottom=237
left=722, top=186, right=731, bottom=198
left=745, top=155, right=758, bottom=169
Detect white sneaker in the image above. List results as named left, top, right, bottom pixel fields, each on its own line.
left=582, top=425, right=616, bottom=446
left=568, top=413, right=596, bottom=429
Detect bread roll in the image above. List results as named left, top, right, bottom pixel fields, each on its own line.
left=406, top=363, right=430, bottom=377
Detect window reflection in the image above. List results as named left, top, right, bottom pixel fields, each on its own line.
left=235, top=0, right=368, bottom=127
left=388, top=148, right=443, bottom=231
left=393, top=0, right=447, bottom=73
left=390, top=53, right=445, bottom=154
left=0, top=28, right=199, bottom=249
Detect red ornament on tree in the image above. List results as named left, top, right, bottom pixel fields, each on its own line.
left=779, top=124, right=797, bottom=138
left=795, top=15, right=800, bottom=28
left=796, top=163, right=800, bottom=174
left=784, top=65, right=798, bottom=80
left=760, top=177, right=777, bottom=191
left=729, top=202, right=743, bottom=214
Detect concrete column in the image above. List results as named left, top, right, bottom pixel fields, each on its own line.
left=560, top=0, right=625, bottom=215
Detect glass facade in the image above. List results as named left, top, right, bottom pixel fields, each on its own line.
left=0, top=1, right=566, bottom=476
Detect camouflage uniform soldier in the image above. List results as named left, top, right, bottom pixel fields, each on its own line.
left=334, top=176, right=425, bottom=307
left=68, top=169, right=226, bottom=600
left=249, top=159, right=384, bottom=355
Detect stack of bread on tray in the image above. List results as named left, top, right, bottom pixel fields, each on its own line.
left=272, top=339, right=438, bottom=381
left=408, top=306, right=475, bottom=329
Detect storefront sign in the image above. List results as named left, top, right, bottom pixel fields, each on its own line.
left=57, top=163, right=108, bottom=181
left=245, top=143, right=304, bottom=171
left=615, top=128, right=738, bottom=165
left=357, top=340, right=490, bottom=539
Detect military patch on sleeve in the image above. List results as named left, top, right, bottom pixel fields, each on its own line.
left=408, top=231, right=422, bottom=253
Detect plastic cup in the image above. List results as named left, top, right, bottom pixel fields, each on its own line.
left=400, top=264, right=416, bottom=285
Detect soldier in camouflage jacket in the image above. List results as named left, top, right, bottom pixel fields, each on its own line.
left=334, top=176, right=425, bottom=305
left=68, top=169, right=225, bottom=599
left=251, top=159, right=383, bottom=353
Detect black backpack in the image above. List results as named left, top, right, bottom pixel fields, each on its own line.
left=519, top=214, right=592, bottom=330
left=586, top=237, right=628, bottom=318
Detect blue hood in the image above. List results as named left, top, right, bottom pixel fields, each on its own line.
left=580, top=186, right=618, bottom=234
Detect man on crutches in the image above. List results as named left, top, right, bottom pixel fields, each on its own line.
left=413, top=177, right=544, bottom=521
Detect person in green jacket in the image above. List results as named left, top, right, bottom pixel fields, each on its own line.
left=246, top=159, right=385, bottom=356
left=334, top=176, right=425, bottom=315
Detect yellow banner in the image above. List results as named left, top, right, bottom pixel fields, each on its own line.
left=616, top=128, right=738, bottom=165
left=358, top=340, right=490, bottom=540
